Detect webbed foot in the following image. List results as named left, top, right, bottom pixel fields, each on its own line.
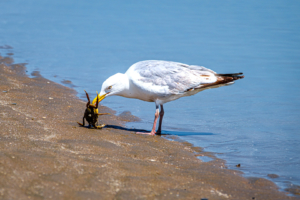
left=136, top=131, right=156, bottom=136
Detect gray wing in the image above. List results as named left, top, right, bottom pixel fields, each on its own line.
left=129, top=60, right=217, bottom=94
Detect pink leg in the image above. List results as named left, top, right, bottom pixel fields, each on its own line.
left=136, top=106, right=160, bottom=135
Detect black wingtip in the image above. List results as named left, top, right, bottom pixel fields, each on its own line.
left=217, top=72, right=243, bottom=76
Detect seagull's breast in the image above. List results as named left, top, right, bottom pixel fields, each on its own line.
left=125, top=79, right=168, bottom=102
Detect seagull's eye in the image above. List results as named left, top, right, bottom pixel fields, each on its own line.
left=107, top=86, right=112, bottom=90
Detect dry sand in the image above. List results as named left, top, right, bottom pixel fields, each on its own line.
left=0, top=54, right=298, bottom=199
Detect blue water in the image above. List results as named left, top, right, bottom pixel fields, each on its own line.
left=1, top=0, right=300, bottom=192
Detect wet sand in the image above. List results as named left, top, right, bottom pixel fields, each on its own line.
left=0, top=55, right=298, bottom=199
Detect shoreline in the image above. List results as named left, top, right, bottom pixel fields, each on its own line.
left=0, top=54, right=298, bottom=199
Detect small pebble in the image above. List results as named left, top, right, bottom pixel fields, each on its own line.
left=49, top=97, right=53, bottom=99
left=267, top=174, right=279, bottom=179
left=42, top=117, right=46, bottom=119
left=3, top=91, right=7, bottom=93
left=11, top=103, right=17, bottom=105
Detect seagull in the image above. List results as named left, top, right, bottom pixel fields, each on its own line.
left=93, top=60, right=244, bottom=135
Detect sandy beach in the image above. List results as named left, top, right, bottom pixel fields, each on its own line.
left=0, top=54, right=297, bottom=199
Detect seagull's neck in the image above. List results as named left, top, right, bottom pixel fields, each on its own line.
left=115, top=73, right=133, bottom=98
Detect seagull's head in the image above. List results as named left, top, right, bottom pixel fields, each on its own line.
left=92, top=73, right=128, bottom=105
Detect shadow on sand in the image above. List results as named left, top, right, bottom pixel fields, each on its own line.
left=104, top=125, right=215, bottom=136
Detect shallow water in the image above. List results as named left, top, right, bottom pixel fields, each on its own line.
left=1, top=0, right=300, bottom=192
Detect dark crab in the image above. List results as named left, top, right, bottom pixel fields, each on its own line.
left=77, top=90, right=109, bottom=129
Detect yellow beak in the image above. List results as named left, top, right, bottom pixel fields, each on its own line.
left=92, top=93, right=107, bottom=105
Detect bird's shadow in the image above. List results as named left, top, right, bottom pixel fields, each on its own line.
left=104, top=125, right=215, bottom=136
